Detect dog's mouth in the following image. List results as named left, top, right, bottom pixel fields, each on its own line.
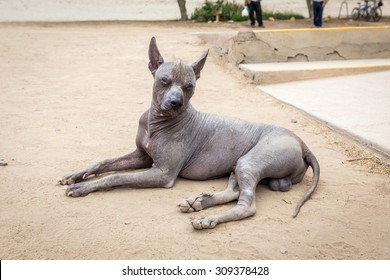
left=160, top=107, right=183, bottom=119
left=160, top=97, right=183, bottom=112
left=160, top=102, right=182, bottom=112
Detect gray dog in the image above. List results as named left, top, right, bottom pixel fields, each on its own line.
left=60, top=37, right=320, bottom=230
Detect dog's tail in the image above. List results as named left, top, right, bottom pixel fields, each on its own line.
left=293, top=148, right=320, bottom=218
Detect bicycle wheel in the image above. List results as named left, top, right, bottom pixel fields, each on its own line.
left=351, top=8, right=360, bottom=20
left=361, top=9, right=370, bottom=21
left=372, top=7, right=382, bottom=21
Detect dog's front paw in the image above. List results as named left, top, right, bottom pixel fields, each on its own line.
left=59, top=170, right=95, bottom=185
left=59, top=174, right=77, bottom=185
left=191, top=216, right=219, bottom=230
left=65, top=182, right=93, bottom=197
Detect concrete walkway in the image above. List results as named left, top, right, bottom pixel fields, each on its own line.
left=240, top=59, right=390, bottom=72
left=239, top=59, right=390, bottom=84
left=258, top=69, right=390, bottom=157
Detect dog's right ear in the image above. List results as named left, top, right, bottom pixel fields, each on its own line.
left=148, top=37, right=164, bottom=76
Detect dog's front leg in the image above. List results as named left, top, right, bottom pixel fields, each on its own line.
left=65, top=166, right=176, bottom=197
left=60, top=149, right=153, bottom=185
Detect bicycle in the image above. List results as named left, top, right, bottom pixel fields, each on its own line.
left=351, top=0, right=383, bottom=21
left=351, top=0, right=371, bottom=21
left=369, top=0, right=383, bottom=22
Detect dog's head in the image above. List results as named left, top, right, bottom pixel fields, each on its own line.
left=148, top=37, right=208, bottom=116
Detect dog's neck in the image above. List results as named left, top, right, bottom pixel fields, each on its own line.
left=148, top=101, right=198, bottom=137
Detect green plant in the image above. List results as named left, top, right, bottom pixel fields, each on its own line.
left=191, top=0, right=304, bottom=22
left=191, top=0, right=224, bottom=22
left=220, top=1, right=249, bottom=22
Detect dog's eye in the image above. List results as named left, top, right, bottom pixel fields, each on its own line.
left=161, top=77, right=171, bottom=86
left=183, top=83, right=193, bottom=90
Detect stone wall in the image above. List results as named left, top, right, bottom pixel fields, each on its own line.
left=198, top=26, right=390, bottom=65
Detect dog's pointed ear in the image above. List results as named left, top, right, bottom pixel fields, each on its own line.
left=191, top=50, right=209, bottom=80
left=148, top=37, right=164, bottom=76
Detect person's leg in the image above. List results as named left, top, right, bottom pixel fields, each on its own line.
left=313, top=1, right=323, bottom=27
left=313, top=2, right=319, bottom=27
left=257, top=1, right=264, bottom=27
left=318, top=3, right=324, bottom=27
left=249, top=1, right=255, bottom=26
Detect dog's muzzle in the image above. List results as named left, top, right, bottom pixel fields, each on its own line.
left=161, top=93, right=184, bottom=111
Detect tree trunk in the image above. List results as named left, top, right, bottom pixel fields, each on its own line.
left=306, top=0, right=313, bottom=18
left=177, top=0, right=188, bottom=21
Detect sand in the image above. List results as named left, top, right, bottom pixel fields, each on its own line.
left=0, top=20, right=389, bottom=260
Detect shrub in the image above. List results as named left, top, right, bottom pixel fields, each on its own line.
left=191, top=0, right=304, bottom=22
left=191, top=0, right=223, bottom=22
left=220, top=1, right=249, bottom=22
left=191, top=0, right=248, bottom=22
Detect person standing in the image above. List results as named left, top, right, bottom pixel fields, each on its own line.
left=245, top=0, right=264, bottom=28
left=313, top=0, right=328, bottom=27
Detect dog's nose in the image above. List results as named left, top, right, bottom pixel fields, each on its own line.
left=169, top=95, right=183, bottom=109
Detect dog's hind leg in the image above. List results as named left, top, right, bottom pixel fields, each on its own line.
left=190, top=157, right=260, bottom=230
left=178, top=172, right=240, bottom=213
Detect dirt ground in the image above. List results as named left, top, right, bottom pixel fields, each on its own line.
left=0, top=19, right=389, bottom=260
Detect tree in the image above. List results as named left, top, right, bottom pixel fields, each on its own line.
left=306, top=0, right=313, bottom=18
left=177, top=0, right=188, bottom=20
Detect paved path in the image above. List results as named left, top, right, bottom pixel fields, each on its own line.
left=240, top=59, right=390, bottom=72
left=258, top=69, right=390, bottom=156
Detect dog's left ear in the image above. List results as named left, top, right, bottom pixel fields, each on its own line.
left=148, top=37, right=164, bottom=76
left=191, top=50, right=209, bottom=80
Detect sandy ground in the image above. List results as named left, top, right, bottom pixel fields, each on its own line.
left=0, top=20, right=389, bottom=260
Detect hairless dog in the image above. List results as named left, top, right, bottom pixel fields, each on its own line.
left=60, top=37, right=320, bottom=229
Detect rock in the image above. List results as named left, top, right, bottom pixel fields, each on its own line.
left=280, top=247, right=288, bottom=254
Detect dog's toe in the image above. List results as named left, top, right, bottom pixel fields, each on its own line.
left=178, top=196, right=204, bottom=213
left=59, top=175, right=76, bottom=185
left=178, top=195, right=204, bottom=213
left=65, top=183, right=85, bottom=197
left=178, top=200, right=194, bottom=213
left=191, top=216, right=218, bottom=230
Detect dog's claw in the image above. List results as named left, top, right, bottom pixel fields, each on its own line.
left=59, top=175, right=75, bottom=185
left=65, top=181, right=96, bottom=197
left=191, top=216, right=218, bottom=230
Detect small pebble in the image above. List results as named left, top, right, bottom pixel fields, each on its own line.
left=280, top=247, right=288, bottom=254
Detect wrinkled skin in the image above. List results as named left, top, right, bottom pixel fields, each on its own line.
left=60, top=37, right=320, bottom=229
